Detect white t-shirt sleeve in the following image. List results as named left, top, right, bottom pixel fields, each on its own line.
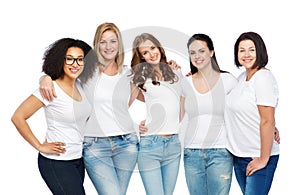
left=32, top=88, right=50, bottom=106
left=254, top=70, right=279, bottom=107
left=222, top=73, right=238, bottom=95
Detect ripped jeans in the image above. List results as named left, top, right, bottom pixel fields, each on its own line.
left=184, top=148, right=233, bottom=195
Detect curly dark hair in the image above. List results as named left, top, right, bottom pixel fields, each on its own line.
left=42, top=38, right=97, bottom=84
left=130, top=33, right=178, bottom=91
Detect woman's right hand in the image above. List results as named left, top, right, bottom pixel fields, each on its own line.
left=139, top=120, right=148, bottom=135
left=39, top=75, right=56, bottom=101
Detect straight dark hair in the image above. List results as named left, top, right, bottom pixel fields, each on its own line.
left=187, top=33, right=227, bottom=75
left=234, top=31, right=268, bottom=69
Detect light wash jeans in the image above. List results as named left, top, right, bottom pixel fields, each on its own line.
left=138, top=134, right=181, bottom=195
left=184, top=148, right=233, bottom=195
left=83, top=133, right=138, bottom=195
left=233, top=155, right=279, bottom=195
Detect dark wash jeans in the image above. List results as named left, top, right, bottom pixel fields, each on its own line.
left=233, top=155, right=279, bottom=195
left=38, top=153, right=85, bottom=195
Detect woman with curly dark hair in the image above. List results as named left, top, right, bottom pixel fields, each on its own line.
left=11, top=38, right=97, bottom=195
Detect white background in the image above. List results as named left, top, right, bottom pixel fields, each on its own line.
left=1, top=0, right=298, bottom=194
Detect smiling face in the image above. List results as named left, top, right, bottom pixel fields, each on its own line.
left=237, top=39, right=257, bottom=70
left=63, top=47, right=84, bottom=80
left=98, top=30, right=119, bottom=63
left=188, top=40, right=213, bottom=71
left=138, top=40, right=161, bottom=65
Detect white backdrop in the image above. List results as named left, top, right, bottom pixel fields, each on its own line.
left=1, top=0, right=298, bottom=194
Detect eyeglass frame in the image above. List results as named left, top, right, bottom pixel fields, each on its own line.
left=64, top=57, right=85, bottom=66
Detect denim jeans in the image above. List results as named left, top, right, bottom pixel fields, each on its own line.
left=83, top=133, right=138, bottom=195
left=183, top=148, right=233, bottom=195
left=138, top=134, right=181, bottom=195
left=38, top=153, right=85, bottom=195
left=233, top=155, right=279, bottom=195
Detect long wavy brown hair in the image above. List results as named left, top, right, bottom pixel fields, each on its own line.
left=130, top=33, right=177, bottom=91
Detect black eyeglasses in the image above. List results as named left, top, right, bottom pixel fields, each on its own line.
left=64, top=56, right=85, bottom=66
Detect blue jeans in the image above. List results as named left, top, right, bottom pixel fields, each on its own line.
left=138, top=134, right=181, bottom=195
left=83, top=133, right=138, bottom=195
left=38, top=153, right=85, bottom=195
left=233, top=155, right=279, bottom=195
left=184, top=148, right=233, bottom=195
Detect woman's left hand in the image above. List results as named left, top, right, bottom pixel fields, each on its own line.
left=168, top=60, right=181, bottom=70
left=246, top=157, right=268, bottom=176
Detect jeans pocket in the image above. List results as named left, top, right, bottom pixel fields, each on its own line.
left=83, top=137, right=94, bottom=149
left=124, top=133, right=139, bottom=145
left=139, top=136, right=154, bottom=149
left=184, top=148, right=193, bottom=158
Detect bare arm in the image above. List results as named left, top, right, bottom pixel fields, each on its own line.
left=246, top=105, right=275, bottom=176
left=128, top=83, right=145, bottom=107
left=274, top=126, right=280, bottom=144
left=179, top=96, right=185, bottom=122
left=11, top=95, right=65, bottom=155
left=39, top=75, right=57, bottom=101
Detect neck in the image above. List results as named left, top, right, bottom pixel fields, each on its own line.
left=103, top=61, right=118, bottom=75
left=56, top=77, right=76, bottom=88
left=246, top=68, right=259, bottom=81
left=195, top=66, right=217, bottom=78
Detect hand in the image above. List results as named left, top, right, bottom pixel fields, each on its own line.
left=37, top=140, right=66, bottom=155
left=39, top=75, right=57, bottom=101
left=139, top=120, right=148, bottom=135
left=168, top=60, right=181, bottom=70
left=246, top=157, right=268, bottom=176
left=274, top=127, right=280, bottom=144
left=185, top=71, right=192, bottom=77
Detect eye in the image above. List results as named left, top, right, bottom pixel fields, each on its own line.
left=66, top=56, right=73, bottom=61
left=150, top=46, right=156, bottom=50
left=78, top=57, right=84, bottom=62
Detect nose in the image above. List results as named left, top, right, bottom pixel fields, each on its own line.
left=105, top=42, right=111, bottom=49
left=149, top=51, right=155, bottom=57
left=245, top=50, right=251, bottom=57
left=194, top=52, right=200, bottom=59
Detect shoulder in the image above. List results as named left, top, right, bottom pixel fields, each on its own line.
left=221, top=72, right=237, bottom=81
left=237, top=71, right=247, bottom=81
left=173, top=69, right=184, bottom=78
left=254, top=69, right=277, bottom=83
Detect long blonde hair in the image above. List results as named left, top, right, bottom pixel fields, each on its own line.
left=93, top=22, right=124, bottom=73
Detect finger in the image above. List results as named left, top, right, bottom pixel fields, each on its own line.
left=51, top=88, right=57, bottom=98
left=40, top=89, right=48, bottom=100
left=55, top=142, right=66, bottom=146
left=48, top=90, right=54, bottom=102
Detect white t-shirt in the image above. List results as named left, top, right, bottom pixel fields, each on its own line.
left=183, top=73, right=237, bottom=148
left=83, top=67, right=136, bottom=137
left=142, top=70, right=183, bottom=135
left=33, top=81, right=91, bottom=160
left=225, top=69, right=280, bottom=157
